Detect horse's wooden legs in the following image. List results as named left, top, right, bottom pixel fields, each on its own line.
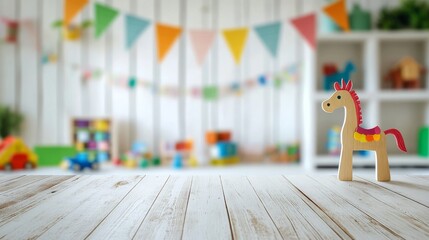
left=375, top=146, right=390, bottom=182
left=338, top=148, right=353, bottom=181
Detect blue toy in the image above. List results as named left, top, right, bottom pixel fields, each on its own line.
left=172, top=153, right=183, bottom=169
left=324, top=61, right=356, bottom=91
left=211, top=142, right=237, bottom=158
left=65, top=152, right=100, bottom=172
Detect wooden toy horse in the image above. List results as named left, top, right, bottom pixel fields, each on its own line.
left=322, top=80, right=407, bottom=181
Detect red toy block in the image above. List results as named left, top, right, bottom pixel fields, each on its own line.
left=217, top=131, right=231, bottom=141
left=323, top=64, right=338, bottom=76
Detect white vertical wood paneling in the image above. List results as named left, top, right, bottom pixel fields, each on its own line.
left=110, top=0, right=130, bottom=153
left=0, top=0, right=17, bottom=108
left=40, top=0, right=60, bottom=144
left=18, top=0, right=39, bottom=146
left=0, top=0, right=383, bottom=155
left=135, top=0, right=154, bottom=150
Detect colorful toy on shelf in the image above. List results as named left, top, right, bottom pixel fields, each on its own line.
left=172, top=153, right=183, bottom=169
left=72, top=118, right=112, bottom=162
left=34, top=146, right=76, bottom=166
left=384, top=57, right=426, bottom=89
left=266, top=143, right=300, bottom=163
left=63, top=152, right=100, bottom=172
left=119, top=141, right=159, bottom=169
left=322, top=80, right=407, bottom=181
left=323, top=61, right=356, bottom=91
left=0, top=137, right=37, bottom=171
left=206, top=131, right=239, bottom=166
left=326, top=126, right=341, bottom=155
left=52, top=20, right=92, bottom=41
left=349, top=3, right=371, bottom=31
left=173, top=139, right=198, bottom=168
left=418, top=126, right=429, bottom=157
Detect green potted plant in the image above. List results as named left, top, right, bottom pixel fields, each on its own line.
left=377, top=0, right=429, bottom=30
left=0, top=105, right=23, bottom=139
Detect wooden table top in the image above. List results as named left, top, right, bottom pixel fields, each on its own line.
left=0, top=175, right=428, bottom=239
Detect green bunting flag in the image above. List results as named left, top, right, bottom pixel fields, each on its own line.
left=125, top=14, right=150, bottom=49
left=203, top=86, right=218, bottom=100
left=254, top=22, right=282, bottom=58
left=95, top=3, right=119, bottom=38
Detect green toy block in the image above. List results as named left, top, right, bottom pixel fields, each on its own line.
left=418, top=127, right=429, bottom=157
left=34, top=146, right=77, bottom=166
left=140, top=158, right=149, bottom=168
left=152, top=156, right=161, bottom=166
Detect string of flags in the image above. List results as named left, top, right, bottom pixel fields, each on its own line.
left=60, top=0, right=350, bottom=64
left=73, top=62, right=301, bottom=100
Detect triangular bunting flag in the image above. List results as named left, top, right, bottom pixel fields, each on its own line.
left=290, top=13, right=316, bottom=49
left=254, top=22, right=282, bottom=58
left=222, top=28, right=249, bottom=65
left=125, top=14, right=150, bottom=49
left=156, top=23, right=182, bottom=62
left=189, top=29, right=216, bottom=65
left=323, top=0, right=350, bottom=31
left=95, top=3, right=119, bottom=38
left=64, top=0, right=88, bottom=25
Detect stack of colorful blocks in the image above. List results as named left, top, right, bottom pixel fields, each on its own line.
left=206, top=131, right=239, bottom=165
left=72, top=119, right=111, bottom=163
left=120, top=142, right=160, bottom=168
left=172, top=140, right=197, bottom=168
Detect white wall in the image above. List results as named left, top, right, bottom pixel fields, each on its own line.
left=0, top=0, right=393, bottom=160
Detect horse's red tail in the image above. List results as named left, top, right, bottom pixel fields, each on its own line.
left=384, top=129, right=407, bottom=152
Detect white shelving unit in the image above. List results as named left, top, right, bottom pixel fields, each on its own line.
left=302, top=31, right=429, bottom=170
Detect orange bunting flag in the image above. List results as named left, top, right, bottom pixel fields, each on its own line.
left=323, top=0, right=350, bottom=31
left=156, top=23, right=182, bottom=63
left=64, top=0, right=89, bottom=25
left=222, top=28, right=249, bottom=65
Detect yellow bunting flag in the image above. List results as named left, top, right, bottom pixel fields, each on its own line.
left=156, top=23, right=182, bottom=63
left=64, top=0, right=89, bottom=25
left=323, top=0, right=350, bottom=31
left=222, top=28, right=249, bottom=65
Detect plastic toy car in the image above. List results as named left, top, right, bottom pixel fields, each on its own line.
left=64, top=152, right=100, bottom=172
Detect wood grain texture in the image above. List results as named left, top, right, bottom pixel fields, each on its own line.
left=287, top=175, right=401, bottom=239
left=87, top=175, right=169, bottom=240
left=249, top=175, right=348, bottom=239
left=359, top=175, right=429, bottom=208
left=0, top=175, right=428, bottom=239
left=182, top=176, right=232, bottom=240
left=0, top=176, right=141, bottom=239
left=311, top=175, right=429, bottom=239
left=133, top=176, right=193, bottom=239
left=0, top=175, right=72, bottom=210
left=221, top=176, right=283, bottom=239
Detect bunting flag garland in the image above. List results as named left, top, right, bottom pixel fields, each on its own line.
left=189, top=29, right=216, bottom=65
left=125, top=14, right=150, bottom=49
left=95, top=3, right=119, bottom=38
left=64, top=0, right=89, bottom=25
left=156, top=23, right=182, bottom=63
left=72, top=62, right=300, bottom=100
left=290, top=13, right=316, bottom=49
left=254, top=22, right=282, bottom=58
left=222, top=28, right=249, bottom=65
left=323, top=0, right=350, bottom=31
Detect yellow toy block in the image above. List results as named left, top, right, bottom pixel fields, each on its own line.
left=210, top=156, right=239, bottom=166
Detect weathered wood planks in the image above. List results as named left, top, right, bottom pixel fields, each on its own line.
left=0, top=175, right=428, bottom=239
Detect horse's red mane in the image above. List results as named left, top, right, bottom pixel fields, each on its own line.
left=334, top=80, right=362, bottom=126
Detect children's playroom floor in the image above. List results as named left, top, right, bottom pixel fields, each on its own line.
left=0, top=175, right=428, bottom=239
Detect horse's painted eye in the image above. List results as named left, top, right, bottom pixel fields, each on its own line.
left=337, top=95, right=341, bottom=100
